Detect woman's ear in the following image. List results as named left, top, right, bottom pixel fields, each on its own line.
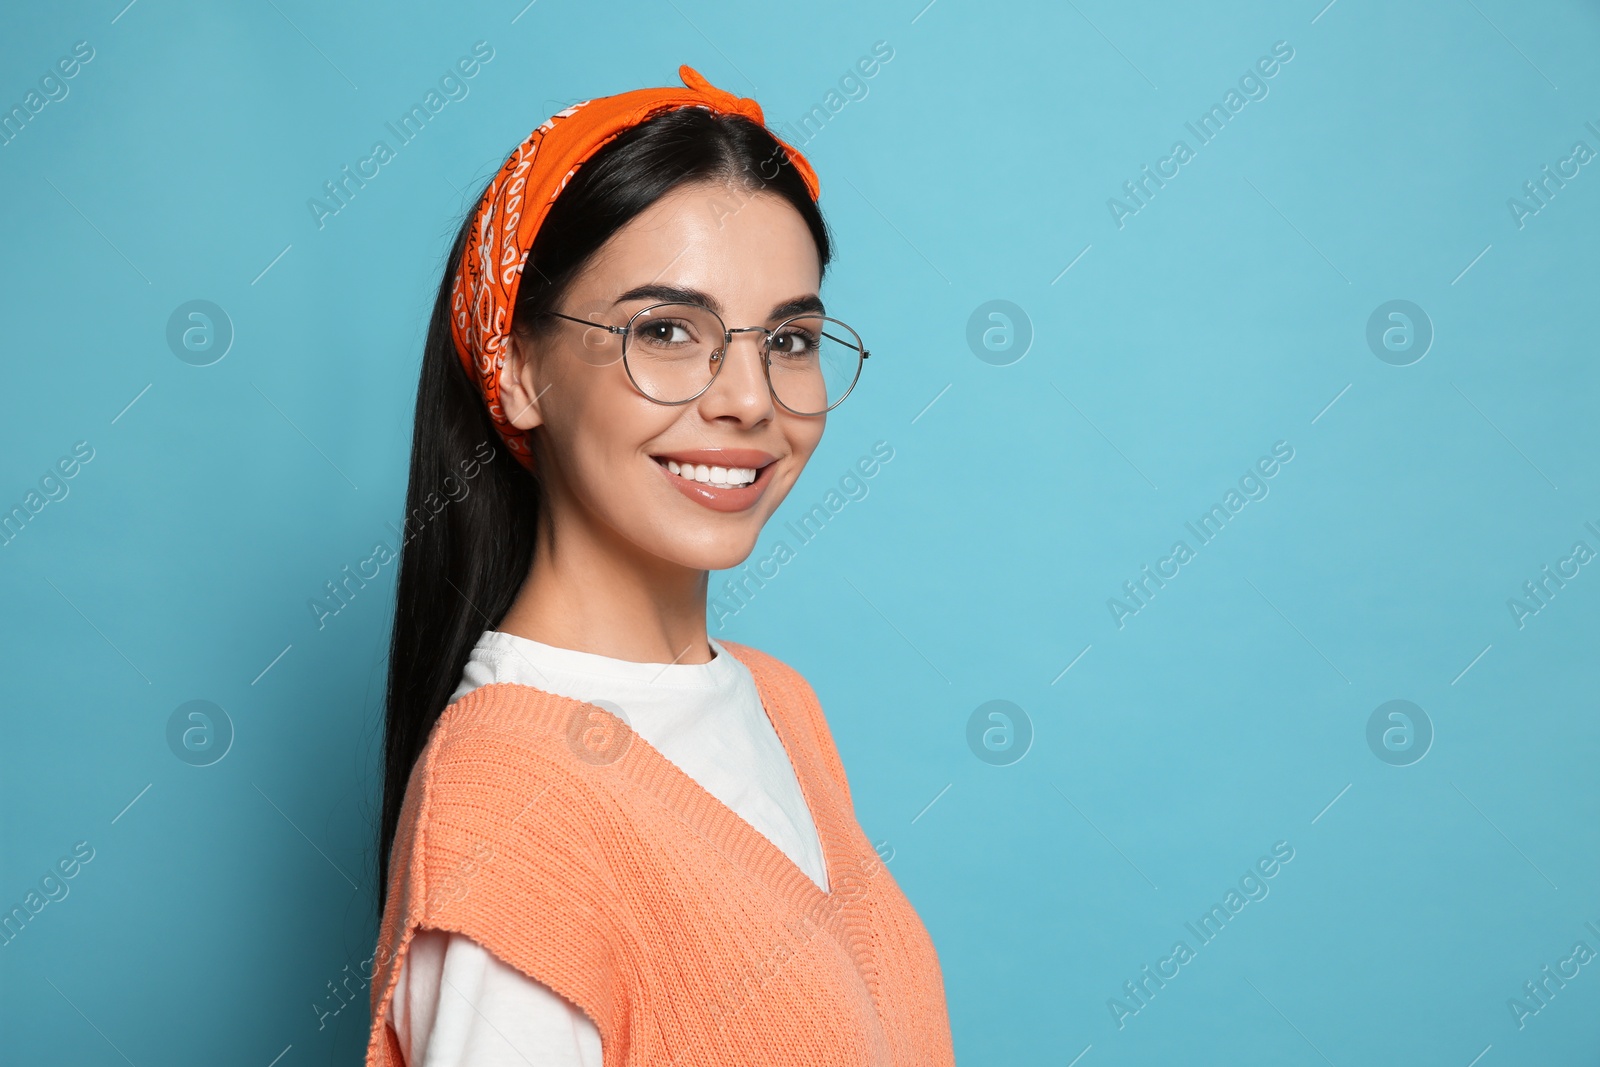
left=498, top=331, right=547, bottom=431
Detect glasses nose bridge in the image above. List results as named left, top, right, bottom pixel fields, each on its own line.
left=720, top=324, right=773, bottom=352
left=703, top=323, right=776, bottom=407
left=709, top=323, right=774, bottom=368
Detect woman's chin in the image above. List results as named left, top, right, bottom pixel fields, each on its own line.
left=657, top=531, right=765, bottom=576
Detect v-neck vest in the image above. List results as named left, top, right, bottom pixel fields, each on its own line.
left=366, top=640, right=957, bottom=1067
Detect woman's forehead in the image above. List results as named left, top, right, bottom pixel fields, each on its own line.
left=572, top=185, right=821, bottom=310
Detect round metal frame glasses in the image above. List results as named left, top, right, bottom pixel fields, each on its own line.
left=535, top=301, right=870, bottom=416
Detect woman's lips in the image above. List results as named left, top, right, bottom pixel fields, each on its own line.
left=651, top=453, right=777, bottom=513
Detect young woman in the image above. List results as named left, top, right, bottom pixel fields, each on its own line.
left=366, top=66, right=957, bottom=1066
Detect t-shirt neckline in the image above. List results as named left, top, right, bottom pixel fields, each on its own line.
left=477, top=628, right=737, bottom=689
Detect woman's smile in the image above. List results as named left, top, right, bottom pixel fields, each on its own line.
left=649, top=447, right=780, bottom=513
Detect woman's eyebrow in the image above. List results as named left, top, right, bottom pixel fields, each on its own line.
left=612, top=283, right=825, bottom=320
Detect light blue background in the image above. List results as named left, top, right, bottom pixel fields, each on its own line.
left=2, top=1, right=1597, bottom=1064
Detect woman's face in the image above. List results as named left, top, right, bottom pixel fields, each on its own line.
left=500, top=177, right=827, bottom=574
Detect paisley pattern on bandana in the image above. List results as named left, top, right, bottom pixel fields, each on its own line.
left=448, top=65, right=821, bottom=472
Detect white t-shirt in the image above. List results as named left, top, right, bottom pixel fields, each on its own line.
left=389, top=629, right=831, bottom=1067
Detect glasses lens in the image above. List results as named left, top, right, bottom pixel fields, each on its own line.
left=768, top=315, right=864, bottom=414
left=624, top=303, right=722, bottom=403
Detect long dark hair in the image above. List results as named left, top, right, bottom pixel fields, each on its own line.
left=374, top=104, right=833, bottom=911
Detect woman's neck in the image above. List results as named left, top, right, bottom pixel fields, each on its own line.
left=496, top=519, right=714, bottom=666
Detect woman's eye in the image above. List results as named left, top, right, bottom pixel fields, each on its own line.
left=773, top=330, right=817, bottom=355
left=642, top=321, right=692, bottom=345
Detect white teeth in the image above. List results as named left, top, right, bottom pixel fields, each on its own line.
left=663, top=459, right=758, bottom=487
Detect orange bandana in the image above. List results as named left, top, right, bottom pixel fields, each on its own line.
left=448, top=64, right=821, bottom=472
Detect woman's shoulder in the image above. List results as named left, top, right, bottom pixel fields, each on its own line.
left=399, top=684, right=633, bottom=839
left=712, top=638, right=816, bottom=693
left=713, top=639, right=854, bottom=806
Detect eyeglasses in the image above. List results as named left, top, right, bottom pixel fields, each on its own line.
left=535, top=301, right=870, bottom=415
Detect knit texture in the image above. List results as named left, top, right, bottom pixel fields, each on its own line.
left=366, top=640, right=957, bottom=1066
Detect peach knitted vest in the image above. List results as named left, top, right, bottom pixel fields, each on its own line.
left=366, top=640, right=957, bottom=1066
